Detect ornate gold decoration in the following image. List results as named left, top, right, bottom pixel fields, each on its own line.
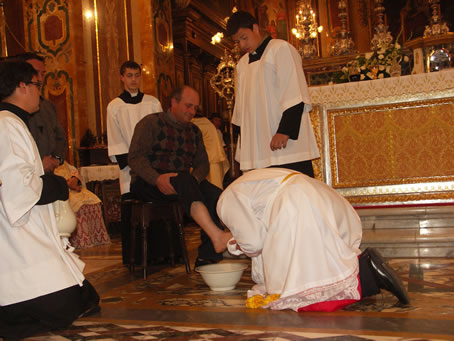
left=347, top=190, right=454, bottom=206
left=424, top=0, right=450, bottom=37
left=371, top=0, right=393, bottom=51
left=124, top=0, right=129, bottom=60
left=326, top=97, right=454, bottom=205
left=93, top=0, right=103, bottom=134
left=0, top=2, right=8, bottom=57
left=309, top=105, right=323, bottom=182
left=330, top=0, right=355, bottom=56
left=210, top=49, right=239, bottom=178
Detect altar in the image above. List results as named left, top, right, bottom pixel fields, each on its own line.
left=308, top=68, right=454, bottom=207
left=308, top=69, right=454, bottom=257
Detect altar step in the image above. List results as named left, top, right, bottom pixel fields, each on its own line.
left=356, top=205, right=454, bottom=258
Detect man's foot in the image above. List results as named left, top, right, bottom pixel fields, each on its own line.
left=213, top=231, right=233, bottom=254
left=362, top=248, right=410, bottom=305
left=194, top=257, right=219, bottom=270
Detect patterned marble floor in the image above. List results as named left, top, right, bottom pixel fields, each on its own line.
left=26, top=225, right=454, bottom=340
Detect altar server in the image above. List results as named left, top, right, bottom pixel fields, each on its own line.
left=106, top=60, right=162, bottom=264
left=0, top=60, right=99, bottom=339
left=107, top=60, right=163, bottom=197
left=226, top=11, right=319, bottom=176
left=217, top=168, right=409, bottom=311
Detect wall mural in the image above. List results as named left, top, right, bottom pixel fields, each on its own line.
left=154, top=0, right=174, bottom=111
left=255, top=0, right=289, bottom=41
left=24, top=0, right=76, bottom=163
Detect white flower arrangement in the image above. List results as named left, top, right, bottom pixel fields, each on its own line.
left=340, top=35, right=410, bottom=82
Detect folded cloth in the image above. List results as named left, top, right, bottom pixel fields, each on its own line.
left=227, top=237, right=243, bottom=256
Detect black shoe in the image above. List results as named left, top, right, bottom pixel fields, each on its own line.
left=194, top=257, right=218, bottom=270
left=362, top=248, right=410, bottom=305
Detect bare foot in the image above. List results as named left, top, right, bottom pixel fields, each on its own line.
left=213, top=231, right=233, bottom=253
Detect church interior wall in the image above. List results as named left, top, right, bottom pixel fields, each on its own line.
left=1, top=0, right=453, bottom=190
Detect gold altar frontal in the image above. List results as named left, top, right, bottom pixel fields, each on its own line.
left=309, top=69, right=454, bottom=206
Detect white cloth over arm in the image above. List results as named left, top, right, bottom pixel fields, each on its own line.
left=106, top=95, right=162, bottom=194
left=0, top=111, right=84, bottom=306
left=232, top=39, right=319, bottom=170
left=217, top=168, right=362, bottom=311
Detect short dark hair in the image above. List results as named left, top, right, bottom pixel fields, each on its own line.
left=170, top=86, right=198, bottom=105
left=0, top=60, right=37, bottom=101
left=120, top=60, right=141, bottom=75
left=226, top=11, right=257, bottom=37
left=14, top=52, right=45, bottom=63
left=170, top=87, right=184, bottom=103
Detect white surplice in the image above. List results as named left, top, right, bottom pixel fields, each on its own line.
left=217, top=168, right=362, bottom=311
left=0, top=110, right=85, bottom=306
left=106, top=95, right=162, bottom=194
left=233, top=39, right=320, bottom=170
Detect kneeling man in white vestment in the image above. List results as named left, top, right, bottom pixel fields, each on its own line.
left=217, top=168, right=409, bottom=311
left=0, top=60, right=99, bottom=339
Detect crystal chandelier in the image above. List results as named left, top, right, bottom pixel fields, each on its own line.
left=291, top=0, right=323, bottom=59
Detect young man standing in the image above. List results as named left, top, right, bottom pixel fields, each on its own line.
left=0, top=60, right=99, bottom=340
left=226, top=11, right=319, bottom=176
left=106, top=60, right=162, bottom=264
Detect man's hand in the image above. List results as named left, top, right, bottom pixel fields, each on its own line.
left=156, top=173, right=178, bottom=195
left=270, top=133, right=289, bottom=151
left=228, top=239, right=261, bottom=257
left=67, top=176, right=82, bottom=192
left=42, top=155, right=60, bottom=173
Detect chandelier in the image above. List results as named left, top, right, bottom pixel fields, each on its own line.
left=291, top=0, right=323, bottom=59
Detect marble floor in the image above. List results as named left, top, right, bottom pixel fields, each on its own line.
left=27, top=225, right=454, bottom=341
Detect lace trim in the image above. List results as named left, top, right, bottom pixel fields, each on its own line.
left=265, top=267, right=360, bottom=311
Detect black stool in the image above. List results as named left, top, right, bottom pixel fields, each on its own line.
left=124, top=199, right=191, bottom=278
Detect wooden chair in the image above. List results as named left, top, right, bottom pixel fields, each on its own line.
left=123, top=199, right=191, bottom=279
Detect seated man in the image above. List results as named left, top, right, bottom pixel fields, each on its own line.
left=128, top=86, right=232, bottom=267
left=217, top=168, right=409, bottom=312
left=54, top=161, right=111, bottom=249
left=0, top=60, right=99, bottom=339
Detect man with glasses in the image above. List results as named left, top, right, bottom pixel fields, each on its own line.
left=0, top=60, right=100, bottom=340
left=15, top=52, right=68, bottom=173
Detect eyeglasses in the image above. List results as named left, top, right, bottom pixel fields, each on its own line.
left=29, top=81, right=42, bottom=90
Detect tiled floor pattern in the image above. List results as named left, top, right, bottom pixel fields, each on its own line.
left=24, top=225, right=454, bottom=340
left=27, top=321, right=443, bottom=340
